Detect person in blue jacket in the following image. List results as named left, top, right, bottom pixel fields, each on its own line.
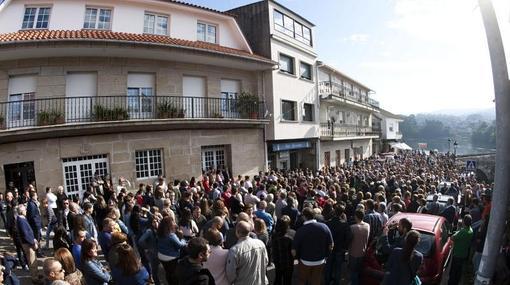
left=16, top=204, right=38, bottom=282
left=81, top=239, right=111, bottom=285
left=157, top=216, right=187, bottom=285
left=138, top=215, right=162, bottom=285
left=111, top=243, right=149, bottom=285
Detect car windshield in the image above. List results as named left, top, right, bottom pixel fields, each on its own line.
left=415, top=232, right=435, bottom=257
left=388, top=230, right=435, bottom=257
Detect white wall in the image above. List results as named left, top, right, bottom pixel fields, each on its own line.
left=382, top=117, right=402, bottom=140
left=0, top=0, right=249, bottom=51
left=269, top=37, right=317, bottom=140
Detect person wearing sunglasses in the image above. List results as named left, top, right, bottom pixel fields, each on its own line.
left=43, top=258, right=66, bottom=285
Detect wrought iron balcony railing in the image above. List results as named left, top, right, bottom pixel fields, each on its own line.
left=0, top=95, right=266, bottom=130
left=318, top=81, right=379, bottom=108
left=320, top=122, right=378, bottom=138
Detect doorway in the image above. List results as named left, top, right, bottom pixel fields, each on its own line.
left=290, top=151, right=298, bottom=169
left=4, top=161, right=36, bottom=192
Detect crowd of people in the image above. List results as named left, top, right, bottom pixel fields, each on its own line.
left=0, top=150, right=509, bottom=285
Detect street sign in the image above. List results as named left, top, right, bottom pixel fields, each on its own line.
left=466, top=160, right=477, bottom=171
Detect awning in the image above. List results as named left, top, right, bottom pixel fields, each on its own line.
left=390, top=142, right=412, bottom=150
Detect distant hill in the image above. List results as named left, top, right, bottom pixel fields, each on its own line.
left=400, top=109, right=496, bottom=151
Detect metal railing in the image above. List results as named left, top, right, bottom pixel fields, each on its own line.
left=0, top=95, right=266, bottom=130
left=320, top=122, right=376, bottom=138
left=368, top=98, right=380, bottom=108
left=318, top=81, right=379, bottom=108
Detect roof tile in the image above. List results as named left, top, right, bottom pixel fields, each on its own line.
left=0, top=29, right=272, bottom=63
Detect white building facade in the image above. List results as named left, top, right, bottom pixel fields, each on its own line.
left=374, top=109, right=405, bottom=153
left=229, top=0, right=319, bottom=170
left=318, top=64, right=380, bottom=167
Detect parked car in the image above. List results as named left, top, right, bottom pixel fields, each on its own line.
left=426, top=194, right=455, bottom=213
left=361, top=213, right=453, bottom=285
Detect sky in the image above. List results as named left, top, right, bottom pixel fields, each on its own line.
left=187, top=0, right=510, bottom=115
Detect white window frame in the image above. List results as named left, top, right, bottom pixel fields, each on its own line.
left=83, top=7, right=113, bottom=30
left=201, top=145, right=226, bottom=171
left=21, top=6, right=52, bottom=29
left=127, top=87, right=154, bottom=119
left=135, top=149, right=163, bottom=179
left=8, top=92, right=35, bottom=128
left=197, top=21, right=218, bottom=44
left=144, top=12, right=169, bottom=35
left=62, top=154, right=109, bottom=200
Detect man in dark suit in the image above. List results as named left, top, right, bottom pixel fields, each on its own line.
left=16, top=204, right=38, bottom=281
left=441, top=197, right=457, bottom=227
left=26, top=191, right=43, bottom=257
left=26, top=192, right=42, bottom=240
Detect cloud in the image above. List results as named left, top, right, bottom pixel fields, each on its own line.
left=343, top=33, right=370, bottom=43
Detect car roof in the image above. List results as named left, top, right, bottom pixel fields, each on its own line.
left=426, top=194, right=454, bottom=203
left=388, top=213, right=443, bottom=234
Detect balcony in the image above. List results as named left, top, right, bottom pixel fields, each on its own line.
left=318, top=81, right=379, bottom=110
left=0, top=95, right=267, bottom=143
left=320, top=122, right=379, bottom=140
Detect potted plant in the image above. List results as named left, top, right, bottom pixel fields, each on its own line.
left=236, top=91, right=259, bottom=119
left=92, top=105, right=107, bottom=121
left=176, top=108, right=186, bottom=118
left=113, top=107, right=129, bottom=120
left=0, top=115, right=5, bottom=129
left=157, top=101, right=177, bottom=119
left=51, top=110, right=65, bottom=124
left=37, top=111, right=51, bottom=126
left=212, top=112, right=224, bottom=118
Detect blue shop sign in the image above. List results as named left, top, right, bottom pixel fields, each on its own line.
left=272, top=141, right=311, bottom=152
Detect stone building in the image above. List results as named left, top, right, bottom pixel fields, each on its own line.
left=0, top=0, right=275, bottom=198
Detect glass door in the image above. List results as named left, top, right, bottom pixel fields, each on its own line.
left=128, top=87, right=154, bottom=119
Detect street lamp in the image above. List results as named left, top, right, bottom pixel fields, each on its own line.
left=448, top=138, right=451, bottom=153
left=453, top=140, right=458, bottom=156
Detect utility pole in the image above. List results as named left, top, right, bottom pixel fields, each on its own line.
left=475, top=0, right=510, bottom=284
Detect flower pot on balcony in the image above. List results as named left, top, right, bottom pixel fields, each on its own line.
left=157, top=112, right=170, bottom=119
left=236, top=91, right=258, bottom=119
left=37, top=111, right=51, bottom=126
left=55, top=116, right=65, bottom=124
left=212, top=112, right=224, bottom=119
left=157, top=101, right=177, bottom=119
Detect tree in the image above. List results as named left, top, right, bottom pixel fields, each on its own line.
left=400, top=114, right=419, bottom=138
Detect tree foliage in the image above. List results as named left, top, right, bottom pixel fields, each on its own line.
left=401, top=116, right=450, bottom=139
left=471, top=120, right=496, bottom=148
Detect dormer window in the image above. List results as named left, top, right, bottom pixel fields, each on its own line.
left=22, top=7, right=51, bottom=29
left=197, top=22, right=217, bottom=44
left=84, top=7, right=112, bottom=30
left=273, top=9, right=312, bottom=46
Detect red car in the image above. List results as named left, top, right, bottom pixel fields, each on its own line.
left=362, top=213, right=453, bottom=285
